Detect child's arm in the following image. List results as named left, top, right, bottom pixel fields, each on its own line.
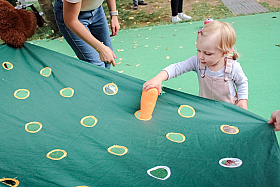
left=232, top=62, right=248, bottom=110
left=143, top=70, right=169, bottom=94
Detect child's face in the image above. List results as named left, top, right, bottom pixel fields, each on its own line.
left=196, top=34, right=225, bottom=71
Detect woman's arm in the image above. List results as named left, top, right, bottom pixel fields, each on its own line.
left=106, top=0, right=120, bottom=36
left=63, top=1, right=116, bottom=66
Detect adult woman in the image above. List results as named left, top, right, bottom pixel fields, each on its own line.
left=54, top=0, right=120, bottom=68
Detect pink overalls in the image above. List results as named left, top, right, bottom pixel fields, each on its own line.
left=198, top=57, right=238, bottom=105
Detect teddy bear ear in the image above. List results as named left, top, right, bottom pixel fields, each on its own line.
left=16, top=9, right=37, bottom=39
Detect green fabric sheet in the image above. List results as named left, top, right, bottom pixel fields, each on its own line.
left=0, top=43, right=279, bottom=186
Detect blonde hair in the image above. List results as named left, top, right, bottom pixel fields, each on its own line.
left=198, top=20, right=239, bottom=60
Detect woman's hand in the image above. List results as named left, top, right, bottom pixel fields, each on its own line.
left=97, top=44, right=116, bottom=66
left=268, top=110, right=280, bottom=131
left=110, top=15, right=120, bottom=36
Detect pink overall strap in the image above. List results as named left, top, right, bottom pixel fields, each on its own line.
left=224, top=57, right=233, bottom=82
left=199, top=62, right=206, bottom=78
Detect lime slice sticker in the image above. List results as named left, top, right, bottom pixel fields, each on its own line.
left=60, top=87, right=74, bottom=97
left=103, top=83, right=118, bottom=95
left=147, top=166, right=171, bottom=180
left=0, top=178, right=20, bottom=187
left=107, top=145, right=128, bottom=156
left=46, top=149, right=67, bottom=160
left=14, top=89, right=30, bottom=99
left=178, top=105, right=195, bottom=118
left=166, top=133, right=186, bottom=143
left=25, top=122, right=42, bottom=133
left=80, top=116, right=97, bottom=127
left=219, top=158, right=242, bottom=168
left=220, top=125, right=239, bottom=134
left=40, top=67, right=52, bottom=77
left=2, top=62, right=13, bottom=70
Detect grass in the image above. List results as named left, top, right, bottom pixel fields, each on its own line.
left=13, top=0, right=280, bottom=41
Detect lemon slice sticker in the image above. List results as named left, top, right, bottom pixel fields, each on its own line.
left=147, top=166, right=171, bottom=180
left=103, top=83, right=118, bottom=95
left=14, top=89, right=30, bottom=99
left=107, top=145, right=128, bottom=156
left=25, top=122, right=42, bottom=133
left=80, top=116, right=97, bottom=127
left=46, top=149, right=67, bottom=160
left=166, top=133, right=186, bottom=143
left=40, top=67, right=52, bottom=77
left=2, top=62, right=13, bottom=70
left=178, top=105, right=195, bottom=118
left=220, top=125, right=239, bottom=134
left=60, top=87, right=74, bottom=97
left=0, top=178, right=19, bottom=187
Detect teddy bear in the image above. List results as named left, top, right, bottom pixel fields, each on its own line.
left=0, top=0, right=37, bottom=48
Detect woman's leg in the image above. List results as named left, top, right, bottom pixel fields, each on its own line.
left=171, top=0, right=179, bottom=16
left=53, top=1, right=109, bottom=68
left=178, top=0, right=183, bottom=13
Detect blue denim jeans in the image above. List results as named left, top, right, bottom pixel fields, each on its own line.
left=53, top=0, right=112, bottom=69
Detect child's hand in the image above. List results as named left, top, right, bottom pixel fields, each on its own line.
left=236, top=99, right=248, bottom=110
left=143, top=77, right=162, bottom=94
left=143, top=71, right=169, bottom=95
left=268, top=110, right=280, bottom=131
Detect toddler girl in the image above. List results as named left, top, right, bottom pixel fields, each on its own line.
left=143, top=21, right=248, bottom=110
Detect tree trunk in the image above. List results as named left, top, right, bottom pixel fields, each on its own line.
left=37, top=0, right=60, bottom=35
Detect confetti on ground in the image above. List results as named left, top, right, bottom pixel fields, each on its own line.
left=179, top=46, right=183, bottom=48
left=116, top=62, right=122, bottom=65
left=166, top=56, right=170, bottom=59
left=144, top=45, right=148, bottom=47
left=129, top=17, right=134, bottom=19
left=167, top=47, right=169, bottom=50
left=136, top=64, right=140, bottom=67
left=149, top=28, right=152, bottom=30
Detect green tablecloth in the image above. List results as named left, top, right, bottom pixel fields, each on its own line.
left=0, top=43, right=279, bottom=186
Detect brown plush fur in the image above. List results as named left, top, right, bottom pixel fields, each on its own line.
left=0, top=0, right=37, bottom=48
